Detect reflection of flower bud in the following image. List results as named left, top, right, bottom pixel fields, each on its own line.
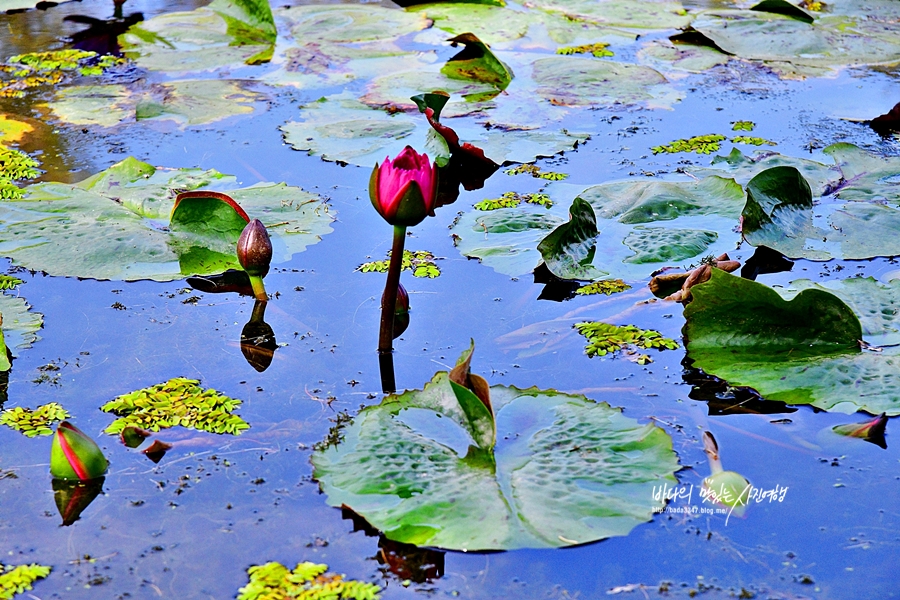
left=50, top=421, right=108, bottom=481
left=237, top=219, right=273, bottom=278
left=382, top=282, right=410, bottom=339
left=370, top=146, right=438, bottom=227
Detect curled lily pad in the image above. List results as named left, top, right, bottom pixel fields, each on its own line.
left=684, top=269, right=900, bottom=416
left=536, top=197, right=605, bottom=280
left=0, top=157, right=333, bottom=281
left=312, top=345, right=679, bottom=550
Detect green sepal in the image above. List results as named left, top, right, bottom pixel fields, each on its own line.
left=391, top=181, right=430, bottom=227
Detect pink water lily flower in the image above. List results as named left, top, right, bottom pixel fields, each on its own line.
left=370, top=146, right=438, bottom=227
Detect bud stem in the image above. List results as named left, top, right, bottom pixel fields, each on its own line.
left=248, top=274, right=268, bottom=302
left=378, top=225, right=407, bottom=355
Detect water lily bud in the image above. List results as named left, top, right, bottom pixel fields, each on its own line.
left=50, top=421, right=108, bottom=481
left=237, top=219, right=272, bottom=278
left=703, top=471, right=751, bottom=508
left=370, top=146, right=438, bottom=227
left=382, top=282, right=410, bottom=339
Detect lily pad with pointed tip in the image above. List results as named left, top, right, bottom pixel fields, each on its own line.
left=44, top=80, right=263, bottom=128
left=684, top=269, right=900, bottom=416
left=0, top=157, right=333, bottom=281
left=312, top=370, right=679, bottom=550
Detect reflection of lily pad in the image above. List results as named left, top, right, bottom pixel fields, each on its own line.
left=0, top=157, right=332, bottom=281
left=312, top=365, right=678, bottom=550
left=685, top=269, right=900, bottom=416
left=44, top=80, right=263, bottom=128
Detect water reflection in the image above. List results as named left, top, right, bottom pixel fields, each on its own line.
left=682, top=361, right=797, bottom=416
left=341, top=506, right=445, bottom=584
left=241, top=300, right=277, bottom=372
left=52, top=477, right=104, bottom=526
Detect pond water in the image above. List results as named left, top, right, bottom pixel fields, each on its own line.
left=0, top=0, right=899, bottom=598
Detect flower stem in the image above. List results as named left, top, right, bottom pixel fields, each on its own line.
left=248, top=274, right=268, bottom=302
left=378, top=225, right=407, bottom=355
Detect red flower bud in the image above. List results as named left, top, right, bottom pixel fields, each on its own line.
left=237, top=219, right=273, bottom=278
left=50, top=421, right=108, bottom=481
left=370, top=146, right=438, bottom=227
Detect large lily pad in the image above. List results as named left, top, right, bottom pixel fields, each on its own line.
left=451, top=176, right=744, bottom=279
left=688, top=8, right=900, bottom=76
left=282, top=93, right=588, bottom=167
left=409, top=3, right=637, bottom=47
left=523, top=0, right=691, bottom=30
left=44, top=80, right=263, bottom=128
left=312, top=357, right=679, bottom=550
left=120, top=0, right=276, bottom=72
left=740, top=144, right=900, bottom=260
left=684, top=269, right=900, bottom=416
left=0, top=157, right=333, bottom=281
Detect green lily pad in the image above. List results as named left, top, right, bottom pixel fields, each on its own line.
left=451, top=176, right=744, bottom=279
left=0, top=293, right=42, bottom=358
left=537, top=197, right=605, bottom=280
left=282, top=93, right=588, bottom=166
left=739, top=145, right=900, bottom=261
left=410, top=3, right=638, bottom=47
left=779, top=278, right=900, bottom=349
left=623, top=227, right=718, bottom=264
left=637, top=41, right=730, bottom=74
left=441, top=33, right=513, bottom=89
left=684, top=269, right=900, bottom=416
left=687, top=147, right=839, bottom=191
left=312, top=355, right=679, bottom=550
left=120, top=0, right=276, bottom=72
left=531, top=56, right=681, bottom=108
left=0, top=157, right=332, bottom=281
left=524, top=0, right=691, bottom=30
left=689, top=8, right=900, bottom=76
left=44, top=80, right=263, bottom=128
left=741, top=165, right=820, bottom=259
